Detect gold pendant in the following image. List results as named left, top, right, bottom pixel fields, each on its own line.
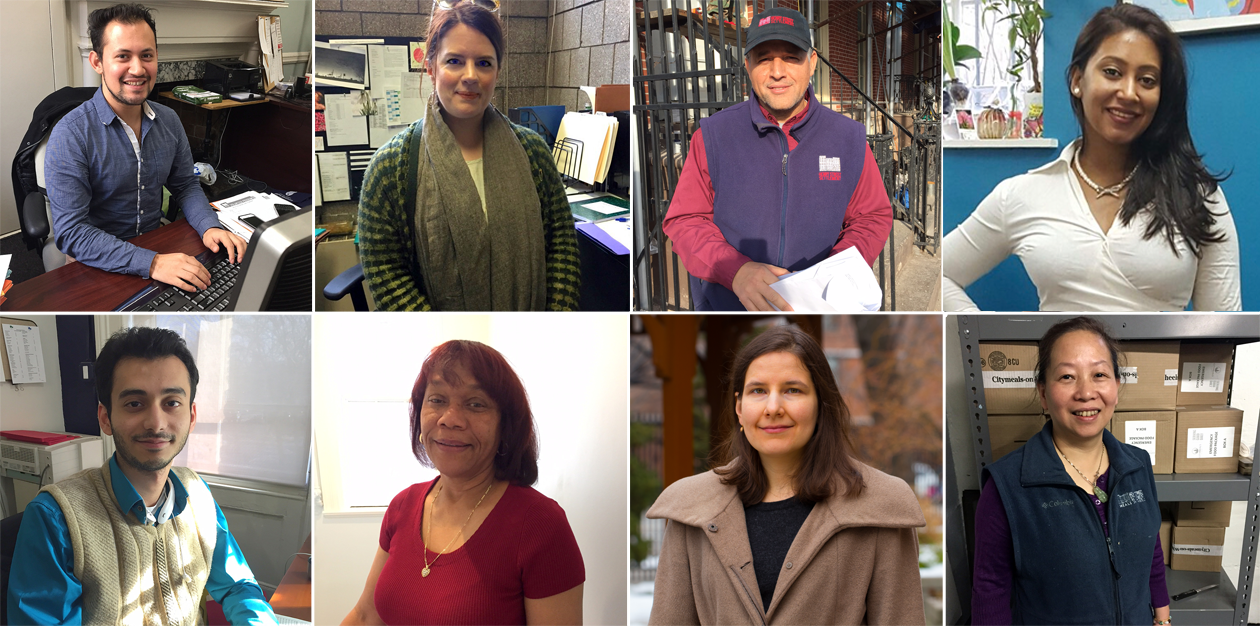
left=422, top=566, right=431, bottom=577
left=1094, top=486, right=1108, bottom=503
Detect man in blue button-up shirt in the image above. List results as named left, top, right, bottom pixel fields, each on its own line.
left=44, top=3, right=246, bottom=291
left=7, top=327, right=277, bottom=625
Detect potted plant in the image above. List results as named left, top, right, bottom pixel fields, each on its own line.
left=988, top=0, right=1051, bottom=137
left=942, top=0, right=981, bottom=116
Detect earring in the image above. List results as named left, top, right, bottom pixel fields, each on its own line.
left=1073, top=87, right=1080, bottom=96
left=740, top=426, right=744, bottom=433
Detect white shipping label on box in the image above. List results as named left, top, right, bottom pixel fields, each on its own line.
left=1173, top=543, right=1225, bottom=556
left=983, top=370, right=1036, bottom=388
left=1120, top=366, right=1138, bottom=384
left=1125, top=420, right=1158, bottom=466
left=1187, top=427, right=1235, bottom=459
left=1165, top=369, right=1179, bottom=386
left=1181, top=362, right=1226, bottom=393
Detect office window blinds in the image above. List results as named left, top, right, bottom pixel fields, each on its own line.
left=157, top=315, right=312, bottom=487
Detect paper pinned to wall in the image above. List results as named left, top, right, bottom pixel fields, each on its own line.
left=401, top=73, right=427, bottom=123
left=368, top=45, right=409, bottom=92
left=2, top=321, right=46, bottom=384
left=325, top=93, right=369, bottom=146
left=317, top=152, right=351, bottom=201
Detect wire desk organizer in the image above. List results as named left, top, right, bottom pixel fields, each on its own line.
left=552, top=137, right=584, bottom=188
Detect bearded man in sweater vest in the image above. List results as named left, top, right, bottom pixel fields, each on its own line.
left=7, top=327, right=277, bottom=625
left=662, top=7, right=893, bottom=311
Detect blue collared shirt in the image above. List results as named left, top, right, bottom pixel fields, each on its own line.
left=44, top=88, right=223, bottom=277
left=6, top=456, right=278, bottom=625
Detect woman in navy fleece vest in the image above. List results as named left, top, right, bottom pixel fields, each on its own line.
left=973, top=317, right=1169, bottom=625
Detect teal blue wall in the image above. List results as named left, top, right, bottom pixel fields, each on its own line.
left=276, top=0, right=313, bottom=82
left=943, top=0, right=1260, bottom=310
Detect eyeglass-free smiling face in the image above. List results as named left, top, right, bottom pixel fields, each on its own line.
left=419, top=361, right=501, bottom=481
left=1070, top=29, right=1161, bottom=149
left=90, top=19, right=157, bottom=112
left=97, top=356, right=196, bottom=474
left=428, top=23, right=499, bottom=122
left=1039, top=330, right=1119, bottom=444
left=735, top=351, right=819, bottom=463
left=744, top=40, right=818, bottom=124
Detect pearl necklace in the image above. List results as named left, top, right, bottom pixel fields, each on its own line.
left=1072, top=150, right=1139, bottom=200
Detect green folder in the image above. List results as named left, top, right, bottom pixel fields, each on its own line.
left=570, top=195, right=629, bottom=222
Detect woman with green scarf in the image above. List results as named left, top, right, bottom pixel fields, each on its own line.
left=358, top=0, right=580, bottom=311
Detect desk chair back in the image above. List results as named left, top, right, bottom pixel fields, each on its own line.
left=12, top=86, right=95, bottom=270
left=33, top=136, right=69, bottom=272
left=0, top=511, right=25, bottom=626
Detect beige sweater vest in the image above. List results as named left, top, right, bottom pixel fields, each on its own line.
left=42, top=463, right=219, bottom=626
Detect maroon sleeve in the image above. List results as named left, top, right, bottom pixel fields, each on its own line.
left=379, top=484, right=417, bottom=553
left=832, top=143, right=893, bottom=265
left=517, top=495, right=585, bottom=599
left=1151, top=535, right=1170, bottom=607
left=660, top=127, right=753, bottom=289
left=972, top=479, right=1014, bottom=625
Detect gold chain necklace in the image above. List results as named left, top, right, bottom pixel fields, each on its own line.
left=422, top=480, right=494, bottom=577
left=1072, top=149, right=1139, bottom=200
left=1054, top=440, right=1109, bottom=503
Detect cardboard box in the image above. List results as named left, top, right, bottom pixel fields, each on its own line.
left=1160, top=518, right=1172, bottom=565
left=988, top=415, right=1046, bottom=460
left=594, top=84, right=630, bottom=113
left=979, top=342, right=1040, bottom=414
left=1171, top=525, right=1226, bottom=572
left=1174, top=501, right=1233, bottom=527
left=1107, top=411, right=1176, bottom=474
left=1176, top=343, right=1235, bottom=406
left=1117, top=341, right=1180, bottom=410
left=1174, top=406, right=1243, bottom=473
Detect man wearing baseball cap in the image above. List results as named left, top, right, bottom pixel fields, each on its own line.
left=662, top=7, right=893, bottom=311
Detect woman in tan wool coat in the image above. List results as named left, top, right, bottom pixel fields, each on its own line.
left=647, top=326, right=927, bottom=626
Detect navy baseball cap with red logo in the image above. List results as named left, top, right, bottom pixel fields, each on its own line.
left=744, top=7, right=812, bottom=56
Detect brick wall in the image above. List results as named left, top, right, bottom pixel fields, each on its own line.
left=548, top=0, right=632, bottom=111
left=315, top=0, right=552, bottom=110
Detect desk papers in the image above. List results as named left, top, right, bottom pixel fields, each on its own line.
left=211, top=191, right=293, bottom=239
left=769, top=246, right=883, bottom=312
left=2, top=321, right=46, bottom=384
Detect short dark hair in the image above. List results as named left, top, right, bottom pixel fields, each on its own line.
left=713, top=325, right=865, bottom=505
left=95, top=327, right=198, bottom=416
left=1067, top=3, right=1227, bottom=257
left=425, top=1, right=505, bottom=67
left=409, top=340, right=539, bottom=485
left=1034, top=316, right=1125, bottom=389
left=89, top=3, right=157, bottom=58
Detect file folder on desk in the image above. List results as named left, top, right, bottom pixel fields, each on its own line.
left=570, top=195, right=628, bottom=222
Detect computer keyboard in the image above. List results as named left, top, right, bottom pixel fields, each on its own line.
left=131, top=251, right=240, bottom=312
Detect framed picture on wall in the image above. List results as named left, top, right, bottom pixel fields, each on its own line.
left=1125, top=0, right=1260, bottom=34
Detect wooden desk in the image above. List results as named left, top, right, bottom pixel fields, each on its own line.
left=269, top=534, right=312, bottom=622
left=1, top=220, right=207, bottom=312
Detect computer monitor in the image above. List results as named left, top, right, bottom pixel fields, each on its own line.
left=229, top=206, right=313, bottom=311
left=114, top=207, right=313, bottom=312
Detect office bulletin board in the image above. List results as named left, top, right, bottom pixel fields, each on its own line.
left=314, top=36, right=430, bottom=205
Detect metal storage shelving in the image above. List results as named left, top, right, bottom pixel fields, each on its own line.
left=954, top=314, right=1260, bottom=626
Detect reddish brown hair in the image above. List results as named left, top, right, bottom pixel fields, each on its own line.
left=409, top=340, right=539, bottom=485
left=714, top=325, right=865, bottom=505
left=425, top=1, right=506, bottom=67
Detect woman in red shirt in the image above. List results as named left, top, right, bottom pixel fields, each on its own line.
left=341, top=340, right=585, bottom=625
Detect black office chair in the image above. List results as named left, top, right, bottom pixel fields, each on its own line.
left=323, top=263, right=370, bottom=311
left=1, top=511, right=25, bottom=626
left=13, top=87, right=96, bottom=272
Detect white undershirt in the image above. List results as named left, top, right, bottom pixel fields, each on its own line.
left=942, top=139, right=1241, bottom=312
left=466, top=158, right=487, bottom=220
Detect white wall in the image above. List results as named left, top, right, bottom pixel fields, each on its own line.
left=1, top=314, right=65, bottom=431
left=0, top=1, right=67, bottom=235
left=312, top=314, right=629, bottom=625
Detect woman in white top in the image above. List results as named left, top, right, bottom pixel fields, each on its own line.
left=943, top=4, right=1241, bottom=312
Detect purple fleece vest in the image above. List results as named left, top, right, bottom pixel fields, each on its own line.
left=689, top=88, right=867, bottom=311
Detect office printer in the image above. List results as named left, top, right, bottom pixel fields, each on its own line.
left=204, top=60, right=262, bottom=95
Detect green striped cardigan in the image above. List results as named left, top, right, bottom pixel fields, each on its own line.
left=357, top=118, right=581, bottom=311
